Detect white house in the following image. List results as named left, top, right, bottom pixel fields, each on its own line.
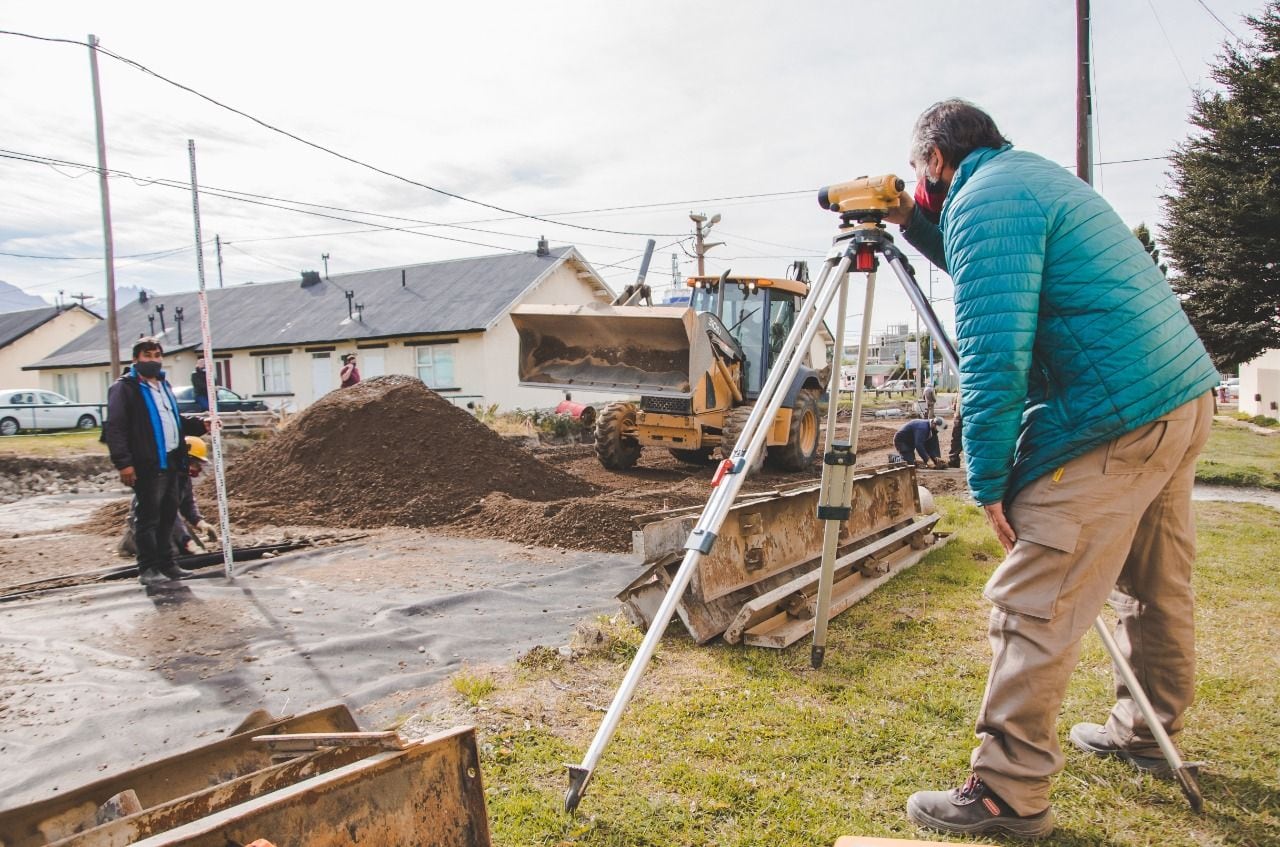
left=1239, top=349, right=1280, bottom=418
left=28, top=246, right=619, bottom=412
left=0, top=305, right=101, bottom=396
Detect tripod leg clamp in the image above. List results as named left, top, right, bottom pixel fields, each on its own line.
left=685, top=528, right=717, bottom=554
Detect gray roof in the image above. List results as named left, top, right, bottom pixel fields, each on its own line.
left=0, top=305, right=98, bottom=350
left=30, top=247, right=608, bottom=369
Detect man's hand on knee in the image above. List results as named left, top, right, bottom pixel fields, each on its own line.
left=983, top=502, right=1017, bottom=553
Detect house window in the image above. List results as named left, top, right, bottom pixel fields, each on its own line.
left=258, top=355, right=291, bottom=393
left=416, top=345, right=456, bottom=388
left=214, top=359, right=231, bottom=390
left=55, top=373, right=80, bottom=402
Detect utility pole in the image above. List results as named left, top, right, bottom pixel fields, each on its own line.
left=1076, top=0, right=1094, bottom=185
left=322, top=253, right=330, bottom=279
left=88, top=34, right=120, bottom=378
left=689, top=212, right=722, bottom=276
left=70, top=292, right=92, bottom=309
left=215, top=234, right=225, bottom=288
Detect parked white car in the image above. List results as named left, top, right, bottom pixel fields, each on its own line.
left=0, top=389, right=102, bottom=436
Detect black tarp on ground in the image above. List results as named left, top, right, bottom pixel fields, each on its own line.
left=0, top=535, right=637, bottom=808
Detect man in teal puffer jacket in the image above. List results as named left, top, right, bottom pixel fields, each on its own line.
left=884, top=99, right=1218, bottom=839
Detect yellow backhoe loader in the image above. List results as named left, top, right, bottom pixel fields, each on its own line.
left=511, top=270, right=827, bottom=471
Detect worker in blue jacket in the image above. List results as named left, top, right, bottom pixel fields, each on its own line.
left=893, top=417, right=947, bottom=469
left=883, top=99, right=1218, bottom=839
left=105, top=338, right=208, bottom=587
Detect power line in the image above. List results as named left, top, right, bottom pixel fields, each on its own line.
left=1193, top=0, right=1245, bottom=43
left=0, top=29, right=684, bottom=239
left=1145, top=0, right=1195, bottom=90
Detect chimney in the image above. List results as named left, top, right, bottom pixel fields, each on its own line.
left=301, top=270, right=322, bottom=287
left=139, top=290, right=149, bottom=304
left=536, top=236, right=549, bottom=257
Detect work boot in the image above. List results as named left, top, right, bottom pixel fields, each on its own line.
left=1069, top=722, right=1192, bottom=778
left=906, top=773, right=1054, bottom=839
left=138, top=568, right=169, bottom=587
left=157, top=564, right=195, bottom=581
left=947, top=456, right=961, bottom=468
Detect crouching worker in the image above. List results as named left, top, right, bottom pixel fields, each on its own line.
left=174, top=435, right=219, bottom=554
left=894, top=417, right=947, bottom=470
left=106, top=339, right=209, bottom=586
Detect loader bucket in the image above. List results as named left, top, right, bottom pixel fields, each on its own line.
left=512, top=303, right=700, bottom=396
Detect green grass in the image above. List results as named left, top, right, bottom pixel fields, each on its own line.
left=1196, top=422, right=1280, bottom=490
left=0, top=428, right=106, bottom=456
left=472, top=499, right=1280, bottom=846
left=452, top=669, right=497, bottom=706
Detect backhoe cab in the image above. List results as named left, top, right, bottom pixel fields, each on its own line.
left=512, top=272, right=825, bottom=471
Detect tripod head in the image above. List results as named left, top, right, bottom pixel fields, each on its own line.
left=817, top=174, right=905, bottom=227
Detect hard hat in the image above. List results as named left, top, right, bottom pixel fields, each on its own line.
left=185, top=435, right=209, bottom=462
left=932, top=417, right=946, bottom=429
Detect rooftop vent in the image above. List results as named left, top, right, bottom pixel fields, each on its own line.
left=536, top=236, right=549, bottom=257
left=138, top=290, right=149, bottom=303
left=301, top=270, right=322, bottom=287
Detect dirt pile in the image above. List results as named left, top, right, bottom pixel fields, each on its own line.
left=223, top=376, right=591, bottom=528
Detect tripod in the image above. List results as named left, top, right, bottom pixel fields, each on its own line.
left=562, top=206, right=1203, bottom=815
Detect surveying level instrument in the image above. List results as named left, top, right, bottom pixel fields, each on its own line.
left=562, top=174, right=1202, bottom=816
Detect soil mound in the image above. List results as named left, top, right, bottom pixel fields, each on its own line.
left=223, top=376, right=590, bottom=528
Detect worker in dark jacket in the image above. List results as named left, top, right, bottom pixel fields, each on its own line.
left=894, top=417, right=947, bottom=469
left=885, top=99, right=1217, bottom=839
left=105, top=339, right=207, bottom=586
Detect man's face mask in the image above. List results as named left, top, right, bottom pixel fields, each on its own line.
left=134, top=361, right=163, bottom=378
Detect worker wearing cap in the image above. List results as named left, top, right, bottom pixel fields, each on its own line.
left=894, top=417, right=947, bottom=470
left=883, top=99, right=1217, bottom=838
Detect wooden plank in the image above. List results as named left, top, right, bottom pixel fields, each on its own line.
left=743, top=536, right=953, bottom=649
left=124, top=727, right=491, bottom=847
left=252, top=732, right=407, bottom=753
left=724, top=514, right=940, bottom=644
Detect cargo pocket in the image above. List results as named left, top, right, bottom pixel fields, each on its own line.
left=983, top=505, right=1083, bottom=621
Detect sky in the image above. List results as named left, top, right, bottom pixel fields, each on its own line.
left=0, top=0, right=1264, bottom=342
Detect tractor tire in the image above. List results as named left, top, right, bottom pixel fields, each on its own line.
left=720, top=405, right=764, bottom=472
left=595, top=402, right=641, bottom=470
left=669, top=447, right=716, bottom=466
left=767, top=388, right=820, bottom=471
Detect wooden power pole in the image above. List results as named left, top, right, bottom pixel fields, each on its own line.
left=88, top=34, right=120, bottom=377
left=690, top=212, right=722, bottom=276
left=1076, top=0, right=1094, bottom=185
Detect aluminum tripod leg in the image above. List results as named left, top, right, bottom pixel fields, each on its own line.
left=810, top=264, right=853, bottom=669
left=880, top=244, right=1203, bottom=812
left=811, top=265, right=879, bottom=668
left=563, top=249, right=858, bottom=813
left=1094, top=619, right=1203, bottom=811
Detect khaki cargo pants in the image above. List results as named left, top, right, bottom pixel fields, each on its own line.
left=971, top=393, right=1214, bottom=815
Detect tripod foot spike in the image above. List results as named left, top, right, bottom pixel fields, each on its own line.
left=564, top=764, right=591, bottom=814
left=810, top=644, right=825, bottom=669
left=1175, top=765, right=1204, bottom=813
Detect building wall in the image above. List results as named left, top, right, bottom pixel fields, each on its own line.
left=1239, top=348, right=1280, bottom=418
left=2, top=309, right=100, bottom=393
left=31, top=258, right=619, bottom=414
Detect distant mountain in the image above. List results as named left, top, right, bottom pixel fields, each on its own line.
left=0, top=280, right=49, bottom=313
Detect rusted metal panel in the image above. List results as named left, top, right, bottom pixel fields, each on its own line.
left=0, top=705, right=359, bottom=847
left=724, top=514, right=941, bottom=644
left=626, top=464, right=920, bottom=614
left=687, top=465, right=918, bottom=603
left=124, top=727, right=490, bottom=847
